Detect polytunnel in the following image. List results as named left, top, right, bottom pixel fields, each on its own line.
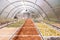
left=0, top=0, right=60, bottom=40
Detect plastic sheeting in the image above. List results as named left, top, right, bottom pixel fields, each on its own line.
left=0, top=0, right=60, bottom=21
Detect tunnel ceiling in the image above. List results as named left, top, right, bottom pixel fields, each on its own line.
left=0, top=0, right=60, bottom=20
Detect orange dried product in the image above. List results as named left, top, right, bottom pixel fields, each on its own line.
left=12, top=19, right=42, bottom=40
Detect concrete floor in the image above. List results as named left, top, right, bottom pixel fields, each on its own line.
left=0, top=27, right=18, bottom=40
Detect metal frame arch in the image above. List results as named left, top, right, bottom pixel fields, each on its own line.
left=7, top=5, right=43, bottom=18
left=13, top=9, right=41, bottom=19
left=10, top=5, right=43, bottom=19
left=6, top=5, right=22, bottom=18
left=11, top=8, right=43, bottom=19
left=11, top=10, right=23, bottom=18
left=0, top=1, right=49, bottom=20
left=8, top=8, right=23, bottom=18
left=6, top=5, right=44, bottom=19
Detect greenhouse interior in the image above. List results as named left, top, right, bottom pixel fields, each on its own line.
left=0, top=0, right=60, bottom=40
